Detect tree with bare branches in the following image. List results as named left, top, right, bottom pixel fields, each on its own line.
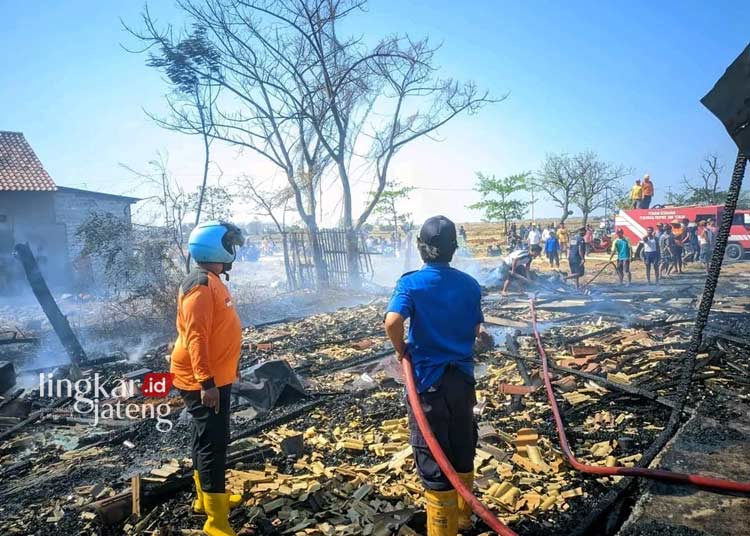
left=121, top=153, right=191, bottom=270
left=187, top=184, right=233, bottom=221
left=237, top=178, right=295, bottom=289
left=569, top=151, right=628, bottom=226
left=131, top=24, right=223, bottom=269
left=682, top=154, right=727, bottom=205
left=533, top=153, right=585, bottom=223
left=127, top=0, right=497, bottom=286
left=372, top=181, right=414, bottom=249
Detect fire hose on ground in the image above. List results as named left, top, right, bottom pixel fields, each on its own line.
left=529, top=296, right=750, bottom=493
left=402, top=356, right=518, bottom=536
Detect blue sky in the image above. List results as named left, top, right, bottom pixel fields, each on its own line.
left=1, top=0, right=746, bottom=224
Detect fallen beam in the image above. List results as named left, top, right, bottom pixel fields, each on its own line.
left=0, top=337, right=38, bottom=346
left=0, top=388, right=24, bottom=411
left=503, top=351, right=677, bottom=410
left=13, top=243, right=87, bottom=366
left=549, top=363, right=678, bottom=410
left=0, top=396, right=71, bottom=443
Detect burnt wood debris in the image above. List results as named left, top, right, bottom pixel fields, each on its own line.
left=1, top=274, right=749, bottom=535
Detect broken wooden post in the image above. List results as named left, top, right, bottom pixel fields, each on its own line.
left=13, top=243, right=87, bottom=366
left=131, top=474, right=141, bottom=517
left=0, top=361, right=16, bottom=394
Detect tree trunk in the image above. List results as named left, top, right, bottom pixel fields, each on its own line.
left=393, top=210, right=401, bottom=251
left=560, top=199, right=570, bottom=223
left=581, top=209, right=590, bottom=227
left=337, top=159, right=361, bottom=289
left=345, top=228, right=361, bottom=288
left=305, top=219, right=328, bottom=288
left=187, top=95, right=211, bottom=273
left=280, top=232, right=293, bottom=291
left=296, top=216, right=328, bottom=288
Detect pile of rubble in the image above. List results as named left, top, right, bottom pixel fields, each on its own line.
left=0, top=270, right=748, bottom=535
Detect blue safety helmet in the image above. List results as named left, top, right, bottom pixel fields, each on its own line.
left=188, top=221, right=244, bottom=266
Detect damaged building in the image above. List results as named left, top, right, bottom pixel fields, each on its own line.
left=0, top=131, right=139, bottom=291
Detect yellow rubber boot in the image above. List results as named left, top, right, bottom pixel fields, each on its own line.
left=193, top=471, right=242, bottom=513
left=424, top=488, right=458, bottom=536
left=203, top=492, right=237, bottom=536
left=456, top=472, right=474, bottom=531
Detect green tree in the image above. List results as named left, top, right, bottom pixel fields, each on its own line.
left=468, top=172, right=529, bottom=235
left=372, top=181, right=415, bottom=248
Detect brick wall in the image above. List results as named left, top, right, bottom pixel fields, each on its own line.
left=53, top=190, right=134, bottom=287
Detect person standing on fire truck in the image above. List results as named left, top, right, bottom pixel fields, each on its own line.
left=641, top=175, right=655, bottom=208
left=384, top=215, right=483, bottom=536
left=171, top=221, right=245, bottom=536
left=629, top=179, right=643, bottom=209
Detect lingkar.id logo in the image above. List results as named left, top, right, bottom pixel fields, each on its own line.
left=39, top=372, right=176, bottom=432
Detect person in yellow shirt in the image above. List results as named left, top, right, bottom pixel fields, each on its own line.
left=557, top=222, right=570, bottom=252
left=171, top=221, right=245, bottom=536
left=630, top=179, right=643, bottom=209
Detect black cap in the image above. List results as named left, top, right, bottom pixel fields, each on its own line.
left=419, top=215, right=458, bottom=252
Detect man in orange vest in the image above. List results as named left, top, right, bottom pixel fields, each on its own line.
left=641, top=174, right=655, bottom=208
left=171, top=221, right=245, bottom=536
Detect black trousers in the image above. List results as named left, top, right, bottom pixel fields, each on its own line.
left=407, top=366, right=478, bottom=491
left=180, top=384, right=232, bottom=493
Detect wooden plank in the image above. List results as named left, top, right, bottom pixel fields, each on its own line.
left=131, top=474, right=141, bottom=518
left=483, top=315, right=529, bottom=329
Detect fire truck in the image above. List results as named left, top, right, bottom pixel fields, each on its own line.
left=615, top=205, right=750, bottom=261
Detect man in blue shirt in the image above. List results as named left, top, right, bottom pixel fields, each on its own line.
left=384, top=215, right=483, bottom=536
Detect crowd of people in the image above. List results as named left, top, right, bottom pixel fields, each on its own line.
left=493, top=212, right=718, bottom=292
left=608, top=217, right=718, bottom=286
left=365, top=234, right=401, bottom=256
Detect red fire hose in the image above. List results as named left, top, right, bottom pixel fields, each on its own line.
left=529, top=297, right=750, bottom=493
left=402, top=356, right=518, bottom=536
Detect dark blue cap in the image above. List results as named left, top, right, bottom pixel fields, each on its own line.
left=419, top=215, right=458, bottom=252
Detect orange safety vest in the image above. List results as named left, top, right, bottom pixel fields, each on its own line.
left=171, top=269, right=242, bottom=391
left=642, top=180, right=654, bottom=196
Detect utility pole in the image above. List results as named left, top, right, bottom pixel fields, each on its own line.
left=604, top=186, right=609, bottom=221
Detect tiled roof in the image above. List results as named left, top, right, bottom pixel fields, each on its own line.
left=0, top=131, right=57, bottom=191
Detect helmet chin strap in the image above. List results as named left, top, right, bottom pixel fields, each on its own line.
left=221, top=262, right=233, bottom=280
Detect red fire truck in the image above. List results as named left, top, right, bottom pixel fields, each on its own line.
left=615, top=205, right=750, bottom=261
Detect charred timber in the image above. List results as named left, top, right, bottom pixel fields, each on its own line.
left=85, top=445, right=273, bottom=525
left=12, top=243, right=87, bottom=366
